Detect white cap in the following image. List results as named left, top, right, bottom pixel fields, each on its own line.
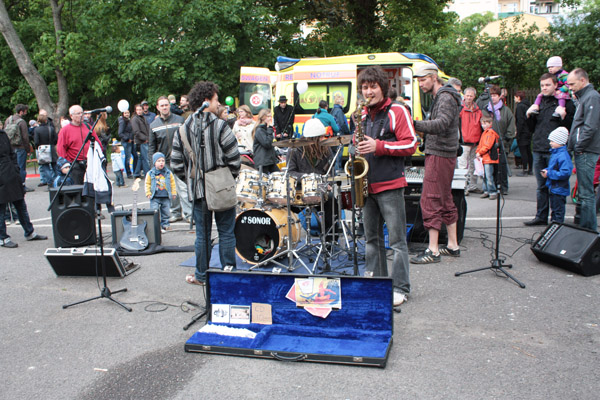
left=547, top=56, right=563, bottom=68
left=302, top=119, right=326, bottom=138
left=548, top=127, right=569, bottom=145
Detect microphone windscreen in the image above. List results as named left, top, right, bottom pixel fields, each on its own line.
left=105, top=106, right=113, bottom=114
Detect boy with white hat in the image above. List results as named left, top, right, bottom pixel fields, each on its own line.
left=540, top=126, right=572, bottom=223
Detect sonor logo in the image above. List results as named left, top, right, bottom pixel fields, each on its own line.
left=244, top=216, right=272, bottom=225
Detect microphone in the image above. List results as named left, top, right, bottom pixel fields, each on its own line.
left=478, top=75, right=502, bottom=84
left=87, top=106, right=113, bottom=114
left=198, top=101, right=210, bottom=112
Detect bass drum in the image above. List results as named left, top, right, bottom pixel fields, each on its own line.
left=235, top=208, right=300, bottom=264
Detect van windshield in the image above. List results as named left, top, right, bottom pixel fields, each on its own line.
left=239, top=83, right=272, bottom=115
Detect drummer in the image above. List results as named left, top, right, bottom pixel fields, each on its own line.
left=287, top=118, right=338, bottom=241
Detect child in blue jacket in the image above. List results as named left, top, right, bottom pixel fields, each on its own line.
left=541, top=127, right=572, bottom=223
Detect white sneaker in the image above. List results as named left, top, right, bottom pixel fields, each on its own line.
left=393, top=292, right=407, bottom=306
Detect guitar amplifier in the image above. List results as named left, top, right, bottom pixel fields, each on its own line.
left=111, top=209, right=161, bottom=247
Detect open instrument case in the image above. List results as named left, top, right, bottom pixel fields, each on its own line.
left=185, top=270, right=393, bottom=368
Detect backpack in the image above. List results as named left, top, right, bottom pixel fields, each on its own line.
left=4, top=116, right=23, bottom=147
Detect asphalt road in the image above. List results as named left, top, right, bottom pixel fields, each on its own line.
left=1, top=169, right=599, bottom=400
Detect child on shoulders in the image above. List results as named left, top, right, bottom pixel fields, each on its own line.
left=528, top=56, right=570, bottom=118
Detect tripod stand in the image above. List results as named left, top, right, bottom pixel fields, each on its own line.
left=455, top=83, right=525, bottom=288
left=55, top=117, right=131, bottom=311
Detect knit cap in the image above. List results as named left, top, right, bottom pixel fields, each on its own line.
left=153, top=152, right=166, bottom=165
left=547, top=56, right=563, bottom=68
left=548, top=127, right=569, bottom=145
left=57, top=157, right=71, bottom=170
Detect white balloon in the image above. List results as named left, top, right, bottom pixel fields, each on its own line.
left=117, top=99, right=130, bottom=113
left=297, top=81, right=308, bottom=95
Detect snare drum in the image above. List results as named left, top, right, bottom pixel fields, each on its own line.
left=267, top=172, right=296, bottom=205
left=234, top=208, right=300, bottom=264
left=236, top=169, right=268, bottom=204
left=301, top=173, right=327, bottom=204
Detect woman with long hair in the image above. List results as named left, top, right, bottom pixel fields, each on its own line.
left=232, top=105, right=255, bottom=152
left=95, top=112, right=111, bottom=157
left=252, top=109, right=279, bottom=174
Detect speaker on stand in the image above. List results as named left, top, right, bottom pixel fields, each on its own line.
left=49, top=185, right=96, bottom=248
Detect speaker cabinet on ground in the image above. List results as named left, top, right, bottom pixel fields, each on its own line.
left=111, top=209, right=161, bottom=247
left=44, top=248, right=140, bottom=277
left=531, top=222, right=600, bottom=276
left=405, top=187, right=467, bottom=244
left=49, top=185, right=96, bottom=248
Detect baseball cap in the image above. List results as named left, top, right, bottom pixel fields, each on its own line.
left=413, top=64, right=439, bottom=78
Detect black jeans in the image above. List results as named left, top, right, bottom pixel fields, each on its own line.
left=518, top=142, right=533, bottom=172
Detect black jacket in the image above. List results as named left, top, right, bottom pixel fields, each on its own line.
left=131, top=114, right=150, bottom=144
left=0, top=130, right=25, bottom=204
left=33, top=122, right=58, bottom=163
left=527, top=96, right=575, bottom=153
left=118, top=116, right=133, bottom=142
left=273, top=105, right=294, bottom=139
left=515, top=99, right=531, bottom=145
left=252, top=124, right=279, bottom=167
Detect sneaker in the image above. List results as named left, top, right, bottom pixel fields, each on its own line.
left=393, top=292, right=408, bottom=306
left=169, top=215, right=182, bottom=223
left=37, top=182, right=47, bottom=187
left=464, top=190, right=469, bottom=197
left=439, top=245, right=460, bottom=257
left=489, top=194, right=498, bottom=200
left=25, top=233, right=48, bottom=241
left=1, top=238, right=18, bottom=248
left=4, top=220, right=11, bottom=226
left=410, top=248, right=441, bottom=264
left=480, top=192, right=489, bottom=198
left=469, top=188, right=484, bottom=194
left=161, top=228, right=166, bottom=234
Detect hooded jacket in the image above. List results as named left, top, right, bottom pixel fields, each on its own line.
left=414, top=84, right=462, bottom=158
left=545, top=145, right=572, bottom=197
left=568, top=84, right=600, bottom=155
left=460, top=103, right=482, bottom=144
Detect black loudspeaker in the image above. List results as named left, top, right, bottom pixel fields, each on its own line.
left=405, top=187, right=467, bottom=244
left=531, top=222, right=600, bottom=277
left=44, top=248, right=139, bottom=277
left=110, top=209, right=162, bottom=247
left=49, top=185, right=96, bottom=248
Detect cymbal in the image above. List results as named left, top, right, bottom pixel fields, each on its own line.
left=320, top=135, right=352, bottom=146
left=326, top=173, right=348, bottom=182
left=273, top=138, right=310, bottom=148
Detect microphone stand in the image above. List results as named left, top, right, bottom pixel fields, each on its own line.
left=61, top=115, right=131, bottom=311
left=455, top=82, right=525, bottom=288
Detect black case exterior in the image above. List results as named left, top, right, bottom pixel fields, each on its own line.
left=185, top=270, right=393, bottom=368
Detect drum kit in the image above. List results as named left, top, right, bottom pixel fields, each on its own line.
left=234, top=136, right=362, bottom=274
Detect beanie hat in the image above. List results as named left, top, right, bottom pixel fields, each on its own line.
left=547, top=56, right=563, bottom=68
left=548, top=127, right=569, bottom=145
left=302, top=118, right=326, bottom=138
left=153, top=152, right=166, bottom=165
left=57, top=157, right=71, bottom=170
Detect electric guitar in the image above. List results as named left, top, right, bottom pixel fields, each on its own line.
left=120, top=178, right=149, bottom=251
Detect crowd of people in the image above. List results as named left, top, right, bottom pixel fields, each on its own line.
left=1, top=58, right=598, bottom=312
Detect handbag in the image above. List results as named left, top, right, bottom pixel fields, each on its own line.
left=36, top=144, right=52, bottom=165
left=178, top=125, right=237, bottom=212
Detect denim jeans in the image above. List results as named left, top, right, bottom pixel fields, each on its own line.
left=15, top=148, right=27, bottom=184
left=482, top=163, right=497, bottom=194
left=150, top=196, right=171, bottom=228
left=39, top=163, right=57, bottom=185
left=532, top=151, right=552, bottom=221
left=193, top=199, right=236, bottom=282
left=134, top=143, right=150, bottom=177
left=114, top=170, right=125, bottom=187
left=363, top=187, right=410, bottom=294
left=549, top=193, right=566, bottom=223
left=171, top=173, right=192, bottom=220
left=574, top=152, right=599, bottom=231
left=0, top=199, right=34, bottom=240
left=123, top=141, right=136, bottom=177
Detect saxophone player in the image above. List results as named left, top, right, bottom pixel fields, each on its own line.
left=356, top=66, right=419, bottom=307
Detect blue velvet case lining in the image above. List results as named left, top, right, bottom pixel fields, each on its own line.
left=186, top=271, right=393, bottom=359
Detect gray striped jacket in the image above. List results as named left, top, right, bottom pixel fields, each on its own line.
left=171, top=110, right=240, bottom=201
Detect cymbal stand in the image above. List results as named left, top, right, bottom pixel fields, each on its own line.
left=248, top=169, right=310, bottom=273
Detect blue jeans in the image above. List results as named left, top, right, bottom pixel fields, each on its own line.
left=114, top=170, right=125, bottom=186
left=171, top=173, right=192, bottom=220
left=150, top=196, right=171, bottom=228
left=0, top=199, right=34, bottom=240
left=15, top=148, right=27, bottom=184
left=549, top=193, right=566, bottom=223
left=363, top=188, right=410, bottom=294
left=123, top=141, right=136, bottom=177
left=482, top=163, right=497, bottom=194
left=532, top=152, right=552, bottom=221
left=39, top=163, right=57, bottom=185
left=134, top=143, right=149, bottom=177
left=193, top=199, right=237, bottom=282
left=574, top=152, right=599, bottom=231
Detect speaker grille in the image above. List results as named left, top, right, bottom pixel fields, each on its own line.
left=55, top=208, right=95, bottom=246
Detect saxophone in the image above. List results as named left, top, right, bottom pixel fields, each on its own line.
left=344, top=98, right=370, bottom=207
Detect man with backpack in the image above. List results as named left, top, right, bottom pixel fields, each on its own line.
left=4, top=104, right=33, bottom=192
